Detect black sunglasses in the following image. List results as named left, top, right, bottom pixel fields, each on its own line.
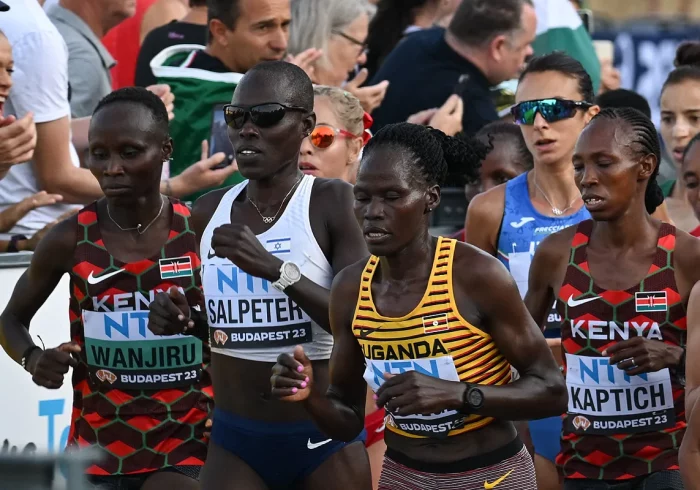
left=511, top=98, right=593, bottom=125
left=223, top=103, right=307, bottom=129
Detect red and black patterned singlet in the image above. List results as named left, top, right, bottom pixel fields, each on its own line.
left=67, top=199, right=213, bottom=476
left=556, top=220, right=686, bottom=480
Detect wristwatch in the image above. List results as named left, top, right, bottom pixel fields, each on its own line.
left=7, top=234, right=27, bottom=253
left=462, top=384, right=484, bottom=413
left=272, top=261, right=302, bottom=292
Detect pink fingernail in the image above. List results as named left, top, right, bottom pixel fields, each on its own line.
left=292, top=387, right=298, bottom=394
left=301, top=382, right=307, bottom=388
left=373, top=394, right=378, bottom=400
left=178, top=315, right=185, bottom=321
left=305, top=376, right=309, bottom=383
left=297, top=365, right=303, bottom=372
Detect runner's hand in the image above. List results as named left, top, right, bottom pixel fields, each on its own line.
left=604, top=337, right=684, bottom=376
left=203, top=418, right=212, bottom=441
left=148, top=286, right=194, bottom=336
left=345, top=69, right=389, bottom=114
left=31, top=342, right=81, bottom=389
left=211, top=224, right=283, bottom=281
left=271, top=345, right=312, bottom=402
left=286, top=48, right=323, bottom=82
left=376, top=371, right=465, bottom=416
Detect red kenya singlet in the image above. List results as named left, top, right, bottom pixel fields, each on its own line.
left=67, top=199, right=213, bottom=476
left=556, top=220, right=686, bottom=480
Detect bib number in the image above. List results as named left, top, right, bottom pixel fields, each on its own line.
left=363, top=356, right=464, bottom=438
left=565, top=353, right=675, bottom=435
left=82, top=310, right=203, bottom=390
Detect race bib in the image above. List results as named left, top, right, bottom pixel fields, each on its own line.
left=363, top=356, right=464, bottom=438
left=204, top=264, right=312, bottom=349
left=82, top=310, right=202, bottom=390
left=565, top=353, right=675, bottom=435
left=508, top=251, right=531, bottom=298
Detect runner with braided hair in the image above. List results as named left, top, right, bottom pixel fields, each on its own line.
left=527, top=107, right=700, bottom=489
left=271, top=122, right=567, bottom=489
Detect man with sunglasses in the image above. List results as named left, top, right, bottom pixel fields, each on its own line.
left=148, top=61, right=371, bottom=490
left=151, top=0, right=322, bottom=203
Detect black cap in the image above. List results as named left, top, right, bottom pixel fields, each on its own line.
left=0, top=1, right=8, bottom=11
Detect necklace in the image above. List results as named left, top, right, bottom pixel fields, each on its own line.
left=533, top=177, right=580, bottom=216
left=106, top=195, right=165, bottom=234
left=247, top=175, right=303, bottom=224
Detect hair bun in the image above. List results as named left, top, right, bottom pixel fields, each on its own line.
left=675, top=41, right=700, bottom=68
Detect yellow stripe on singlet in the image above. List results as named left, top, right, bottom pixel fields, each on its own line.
left=353, top=237, right=512, bottom=438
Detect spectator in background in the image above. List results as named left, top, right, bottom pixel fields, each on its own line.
left=0, top=29, right=37, bottom=177
left=48, top=0, right=137, bottom=118
left=289, top=0, right=388, bottom=114
left=369, top=0, right=536, bottom=135
left=151, top=0, right=320, bottom=202
left=364, top=0, right=456, bottom=79
left=596, top=88, right=652, bottom=118
left=681, top=133, right=700, bottom=237
left=140, top=0, right=189, bottom=43
left=135, top=0, right=207, bottom=87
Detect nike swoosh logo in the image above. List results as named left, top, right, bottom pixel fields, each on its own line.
left=567, top=295, right=600, bottom=307
left=484, top=470, right=513, bottom=489
left=307, top=438, right=332, bottom=450
left=510, top=217, right=535, bottom=229
left=87, top=268, right=125, bottom=285
left=375, top=422, right=385, bottom=433
left=207, top=250, right=216, bottom=259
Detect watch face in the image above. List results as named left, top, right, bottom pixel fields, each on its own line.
left=283, top=262, right=302, bottom=281
left=468, top=388, right=483, bottom=407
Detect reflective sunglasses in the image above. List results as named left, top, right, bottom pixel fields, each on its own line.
left=309, top=124, right=360, bottom=149
left=511, top=98, right=593, bottom=125
left=223, top=103, right=307, bottom=129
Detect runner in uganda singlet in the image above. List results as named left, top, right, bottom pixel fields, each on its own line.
left=497, top=172, right=590, bottom=335
left=200, top=174, right=334, bottom=362
left=353, top=236, right=512, bottom=439
left=557, top=220, right=686, bottom=480
left=68, top=199, right=213, bottom=475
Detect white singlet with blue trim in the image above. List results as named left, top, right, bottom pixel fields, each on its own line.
left=200, top=175, right=334, bottom=362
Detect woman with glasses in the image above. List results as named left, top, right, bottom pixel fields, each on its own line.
left=149, top=61, right=372, bottom=490
left=289, top=0, right=389, bottom=114
left=466, top=52, right=599, bottom=490
left=299, top=86, right=369, bottom=184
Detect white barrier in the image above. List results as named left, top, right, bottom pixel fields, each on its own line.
left=0, top=253, right=73, bottom=454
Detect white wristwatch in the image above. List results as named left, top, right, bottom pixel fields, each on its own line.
left=272, top=261, right=302, bottom=292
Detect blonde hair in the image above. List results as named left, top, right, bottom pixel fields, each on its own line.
left=313, top=86, right=364, bottom=137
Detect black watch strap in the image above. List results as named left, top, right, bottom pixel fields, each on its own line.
left=21, top=345, right=42, bottom=372
left=7, top=234, right=27, bottom=253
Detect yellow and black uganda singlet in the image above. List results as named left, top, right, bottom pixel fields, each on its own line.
left=353, top=237, right=512, bottom=439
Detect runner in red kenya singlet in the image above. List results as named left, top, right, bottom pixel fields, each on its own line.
left=0, top=88, right=212, bottom=490
left=526, top=107, right=700, bottom=490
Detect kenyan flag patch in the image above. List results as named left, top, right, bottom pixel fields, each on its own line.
left=159, top=256, right=193, bottom=279
left=635, top=291, right=667, bottom=312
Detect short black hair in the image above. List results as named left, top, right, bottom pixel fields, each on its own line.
left=519, top=51, right=595, bottom=103
left=683, top=133, right=700, bottom=165
left=475, top=121, right=534, bottom=170
left=448, top=0, right=533, bottom=47
left=363, top=123, right=489, bottom=188
left=662, top=41, right=700, bottom=95
left=591, top=107, right=663, bottom=214
left=207, top=0, right=241, bottom=38
left=242, top=61, right=314, bottom=111
left=596, top=89, right=652, bottom=119
left=190, top=0, right=207, bottom=6
left=93, top=87, right=169, bottom=137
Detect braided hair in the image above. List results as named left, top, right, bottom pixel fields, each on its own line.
left=590, top=107, right=663, bottom=214
left=363, top=123, right=488, bottom=187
